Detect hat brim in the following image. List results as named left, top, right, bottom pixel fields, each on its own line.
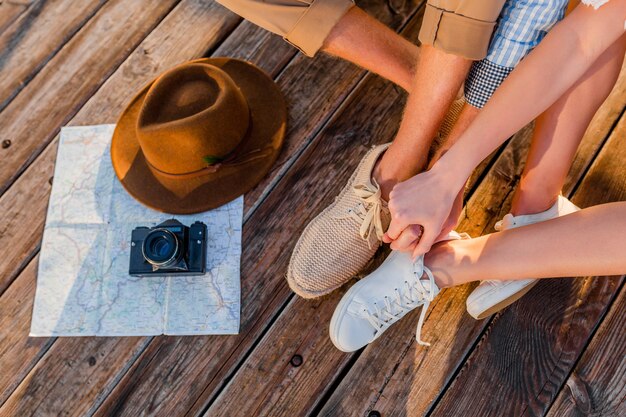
left=111, top=58, right=287, bottom=214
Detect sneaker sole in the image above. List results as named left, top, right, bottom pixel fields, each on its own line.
left=468, top=279, right=539, bottom=320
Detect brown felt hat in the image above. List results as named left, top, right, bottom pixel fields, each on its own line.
left=111, top=58, right=286, bottom=214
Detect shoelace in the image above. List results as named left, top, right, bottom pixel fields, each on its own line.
left=338, top=182, right=387, bottom=247
left=363, top=259, right=438, bottom=346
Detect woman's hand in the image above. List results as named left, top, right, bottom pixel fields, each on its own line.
left=383, top=166, right=466, bottom=259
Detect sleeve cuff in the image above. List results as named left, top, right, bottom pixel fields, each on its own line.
left=464, top=59, right=513, bottom=108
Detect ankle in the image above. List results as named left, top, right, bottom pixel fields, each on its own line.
left=425, top=241, right=459, bottom=289
left=511, top=178, right=563, bottom=216
left=511, top=195, right=558, bottom=216
left=373, top=151, right=424, bottom=201
left=372, top=158, right=398, bottom=201
left=425, top=238, right=479, bottom=289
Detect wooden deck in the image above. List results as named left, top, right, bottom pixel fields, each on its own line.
left=1, top=1, right=625, bottom=416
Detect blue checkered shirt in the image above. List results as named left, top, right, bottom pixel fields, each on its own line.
left=465, top=0, right=569, bottom=108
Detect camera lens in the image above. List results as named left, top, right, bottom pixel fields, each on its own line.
left=142, top=228, right=180, bottom=268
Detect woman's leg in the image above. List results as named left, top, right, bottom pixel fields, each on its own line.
left=511, top=36, right=626, bottom=215
left=425, top=202, right=626, bottom=288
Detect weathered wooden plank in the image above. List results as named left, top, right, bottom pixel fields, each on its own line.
left=217, top=121, right=533, bottom=417
left=0, top=7, right=360, bottom=411
left=90, top=3, right=428, bottom=416
left=212, top=20, right=295, bottom=76
left=0, top=335, right=150, bottom=417
left=428, top=112, right=626, bottom=417
left=89, top=4, right=624, bottom=415
left=0, top=0, right=233, bottom=295
left=545, top=286, right=626, bottom=417
left=0, top=0, right=32, bottom=34
left=317, top=70, right=626, bottom=417
left=0, top=254, right=53, bottom=405
left=0, top=0, right=108, bottom=111
left=0, top=0, right=181, bottom=198
left=0, top=6, right=326, bottom=416
left=0, top=0, right=241, bottom=413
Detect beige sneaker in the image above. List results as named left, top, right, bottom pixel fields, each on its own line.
left=287, top=98, right=465, bottom=299
left=287, top=143, right=391, bottom=298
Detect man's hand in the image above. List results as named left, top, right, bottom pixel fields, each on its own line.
left=383, top=168, right=463, bottom=259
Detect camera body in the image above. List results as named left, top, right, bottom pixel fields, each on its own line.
left=129, top=219, right=207, bottom=277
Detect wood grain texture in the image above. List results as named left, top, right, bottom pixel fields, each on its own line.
left=0, top=0, right=107, bottom=111
left=0, top=0, right=180, bottom=199
left=318, top=70, right=626, bottom=417
left=546, top=286, right=626, bottom=417
left=0, top=254, right=53, bottom=405
left=93, top=2, right=427, bottom=416
left=0, top=0, right=32, bottom=35
left=0, top=1, right=240, bottom=414
left=0, top=0, right=233, bottom=295
left=316, top=123, right=534, bottom=417
left=429, top=112, right=626, bottom=417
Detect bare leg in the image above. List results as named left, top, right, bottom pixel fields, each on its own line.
left=326, top=9, right=475, bottom=200
left=374, top=45, right=473, bottom=199
left=398, top=37, right=625, bottom=245
left=511, top=37, right=626, bottom=215
left=322, top=7, right=420, bottom=92
left=425, top=202, right=626, bottom=288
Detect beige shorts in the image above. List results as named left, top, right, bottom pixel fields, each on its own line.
left=419, top=0, right=506, bottom=60
left=215, top=0, right=355, bottom=57
left=216, top=0, right=505, bottom=60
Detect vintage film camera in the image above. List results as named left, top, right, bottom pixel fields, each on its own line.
left=129, top=219, right=207, bottom=277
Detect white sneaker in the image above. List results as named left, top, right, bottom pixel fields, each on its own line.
left=329, top=251, right=438, bottom=352
left=466, top=195, right=579, bottom=319
left=329, top=232, right=466, bottom=352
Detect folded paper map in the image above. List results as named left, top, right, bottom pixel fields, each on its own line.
left=30, top=125, right=241, bottom=336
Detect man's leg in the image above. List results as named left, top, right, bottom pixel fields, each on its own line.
left=511, top=36, right=626, bottom=216
left=420, top=0, right=573, bottom=242
left=373, top=45, right=472, bottom=199
left=285, top=0, right=506, bottom=297
left=217, top=0, right=507, bottom=297
left=216, top=0, right=419, bottom=90
left=322, top=7, right=419, bottom=92
left=373, top=0, right=510, bottom=199
left=216, top=0, right=505, bottom=201
left=425, top=202, right=626, bottom=288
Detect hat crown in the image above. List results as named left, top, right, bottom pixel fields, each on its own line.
left=136, top=63, right=250, bottom=175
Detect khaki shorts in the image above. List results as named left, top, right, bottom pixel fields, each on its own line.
left=419, top=0, right=506, bottom=60
left=216, top=0, right=505, bottom=60
left=215, top=0, right=355, bottom=57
